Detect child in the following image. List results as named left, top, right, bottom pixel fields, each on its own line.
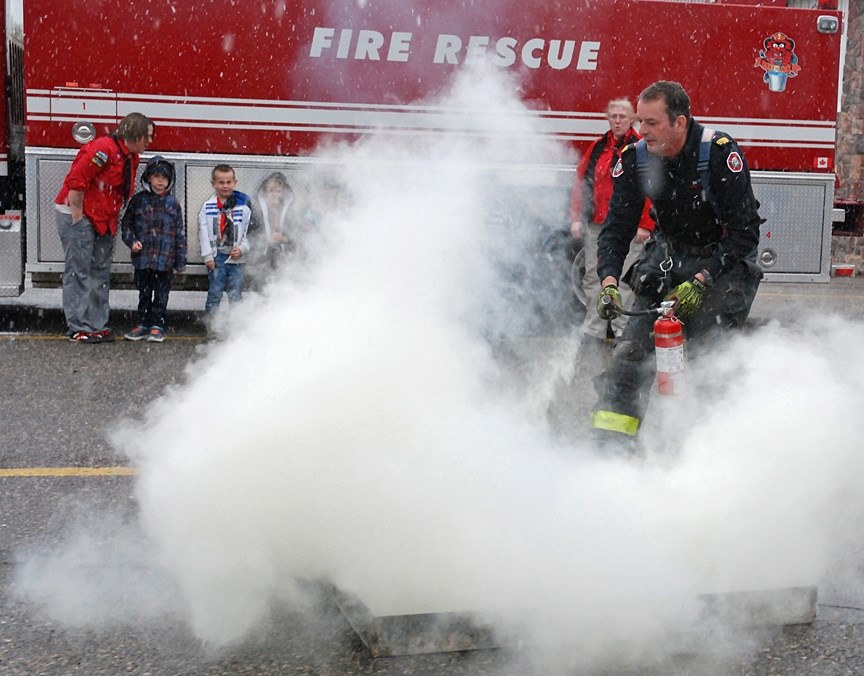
left=254, top=171, right=297, bottom=269
left=120, top=156, right=186, bottom=343
left=198, top=164, right=254, bottom=312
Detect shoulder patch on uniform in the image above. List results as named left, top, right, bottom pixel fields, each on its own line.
left=727, top=151, right=743, bottom=173
left=714, top=137, right=731, bottom=146
left=91, top=151, right=109, bottom=167
left=612, top=158, right=624, bottom=178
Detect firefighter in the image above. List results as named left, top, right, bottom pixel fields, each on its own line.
left=591, top=80, right=764, bottom=451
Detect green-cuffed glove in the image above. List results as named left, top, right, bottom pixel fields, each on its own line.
left=597, top=284, right=623, bottom=320
left=665, top=278, right=707, bottom=318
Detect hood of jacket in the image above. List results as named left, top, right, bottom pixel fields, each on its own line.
left=141, top=155, right=176, bottom=193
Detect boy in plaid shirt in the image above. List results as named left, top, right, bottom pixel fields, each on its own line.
left=120, top=156, right=187, bottom=342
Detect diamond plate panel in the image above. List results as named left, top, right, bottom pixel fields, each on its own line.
left=25, top=158, right=831, bottom=282
left=185, top=163, right=314, bottom=264
left=0, top=228, right=24, bottom=295
left=35, top=158, right=71, bottom=264
left=27, top=151, right=318, bottom=274
left=752, top=172, right=833, bottom=279
left=32, top=158, right=151, bottom=266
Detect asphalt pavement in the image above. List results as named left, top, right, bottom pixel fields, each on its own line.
left=0, top=286, right=207, bottom=337
left=2, top=278, right=864, bottom=674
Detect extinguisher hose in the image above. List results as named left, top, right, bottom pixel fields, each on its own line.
left=599, top=294, right=664, bottom=318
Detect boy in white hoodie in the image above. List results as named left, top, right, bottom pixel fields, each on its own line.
left=198, top=163, right=254, bottom=312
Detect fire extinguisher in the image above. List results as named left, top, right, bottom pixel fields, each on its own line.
left=653, top=300, right=684, bottom=396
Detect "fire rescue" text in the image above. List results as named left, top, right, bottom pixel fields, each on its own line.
left=310, top=28, right=601, bottom=70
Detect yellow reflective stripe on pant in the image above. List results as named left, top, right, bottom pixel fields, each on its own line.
left=592, top=410, right=640, bottom=436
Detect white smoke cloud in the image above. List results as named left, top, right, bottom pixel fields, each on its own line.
left=116, top=64, right=584, bottom=645
left=14, top=63, right=864, bottom=672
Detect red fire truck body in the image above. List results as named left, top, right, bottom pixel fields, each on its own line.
left=7, top=0, right=845, bottom=291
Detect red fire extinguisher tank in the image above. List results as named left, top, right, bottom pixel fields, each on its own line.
left=654, top=303, right=684, bottom=396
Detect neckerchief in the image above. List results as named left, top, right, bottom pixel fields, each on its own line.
left=217, top=195, right=236, bottom=245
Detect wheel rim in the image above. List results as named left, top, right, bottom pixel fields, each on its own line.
left=571, top=247, right=587, bottom=307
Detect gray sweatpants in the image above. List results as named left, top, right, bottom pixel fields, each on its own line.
left=581, top=221, right=644, bottom=339
left=56, top=211, right=115, bottom=333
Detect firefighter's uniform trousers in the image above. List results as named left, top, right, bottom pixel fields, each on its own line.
left=591, top=235, right=762, bottom=439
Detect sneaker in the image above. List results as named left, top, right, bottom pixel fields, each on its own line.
left=123, top=325, right=149, bottom=341
left=68, top=331, right=100, bottom=343
left=147, top=327, right=166, bottom=343
left=97, top=328, right=115, bottom=343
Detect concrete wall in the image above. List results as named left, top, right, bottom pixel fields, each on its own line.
left=836, top=0, right=864, bottom=202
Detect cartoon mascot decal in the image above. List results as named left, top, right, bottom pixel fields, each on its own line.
left=755, top=31, right=801, bottom=92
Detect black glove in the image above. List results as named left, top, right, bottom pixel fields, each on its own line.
left=597, top=285, right=623, bottom=321
left=665, top=278, right=707, bottom=318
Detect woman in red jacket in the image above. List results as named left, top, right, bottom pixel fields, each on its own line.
left=570, top=99, right=653, bottom=350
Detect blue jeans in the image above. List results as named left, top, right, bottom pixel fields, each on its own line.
left=205, top=252, right=244, bottom=311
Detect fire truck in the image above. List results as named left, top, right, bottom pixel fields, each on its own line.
left=0, top=0, right=846, bottom=295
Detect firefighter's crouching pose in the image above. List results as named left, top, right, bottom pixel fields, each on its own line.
left=591, top=80, right=764, bottom=449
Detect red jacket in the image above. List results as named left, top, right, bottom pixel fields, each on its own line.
left=55, top=135, right=140, bottom=236
left=570, top=127, right=653, bottom=231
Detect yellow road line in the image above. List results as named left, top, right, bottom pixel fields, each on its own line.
left=0, top=467, right=138, bottom=477
left=0, top=334, right=68, bottom=341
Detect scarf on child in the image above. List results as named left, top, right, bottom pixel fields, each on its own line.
left=216, top=194, right=237, bottom=245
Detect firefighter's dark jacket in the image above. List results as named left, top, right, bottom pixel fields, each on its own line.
left=597, top=119, right=762, bottom=283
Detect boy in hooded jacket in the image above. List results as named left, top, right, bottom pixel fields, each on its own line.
left=120, top=156, right=187, bottom=342
left=254, top=171, right=297, bottom=269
